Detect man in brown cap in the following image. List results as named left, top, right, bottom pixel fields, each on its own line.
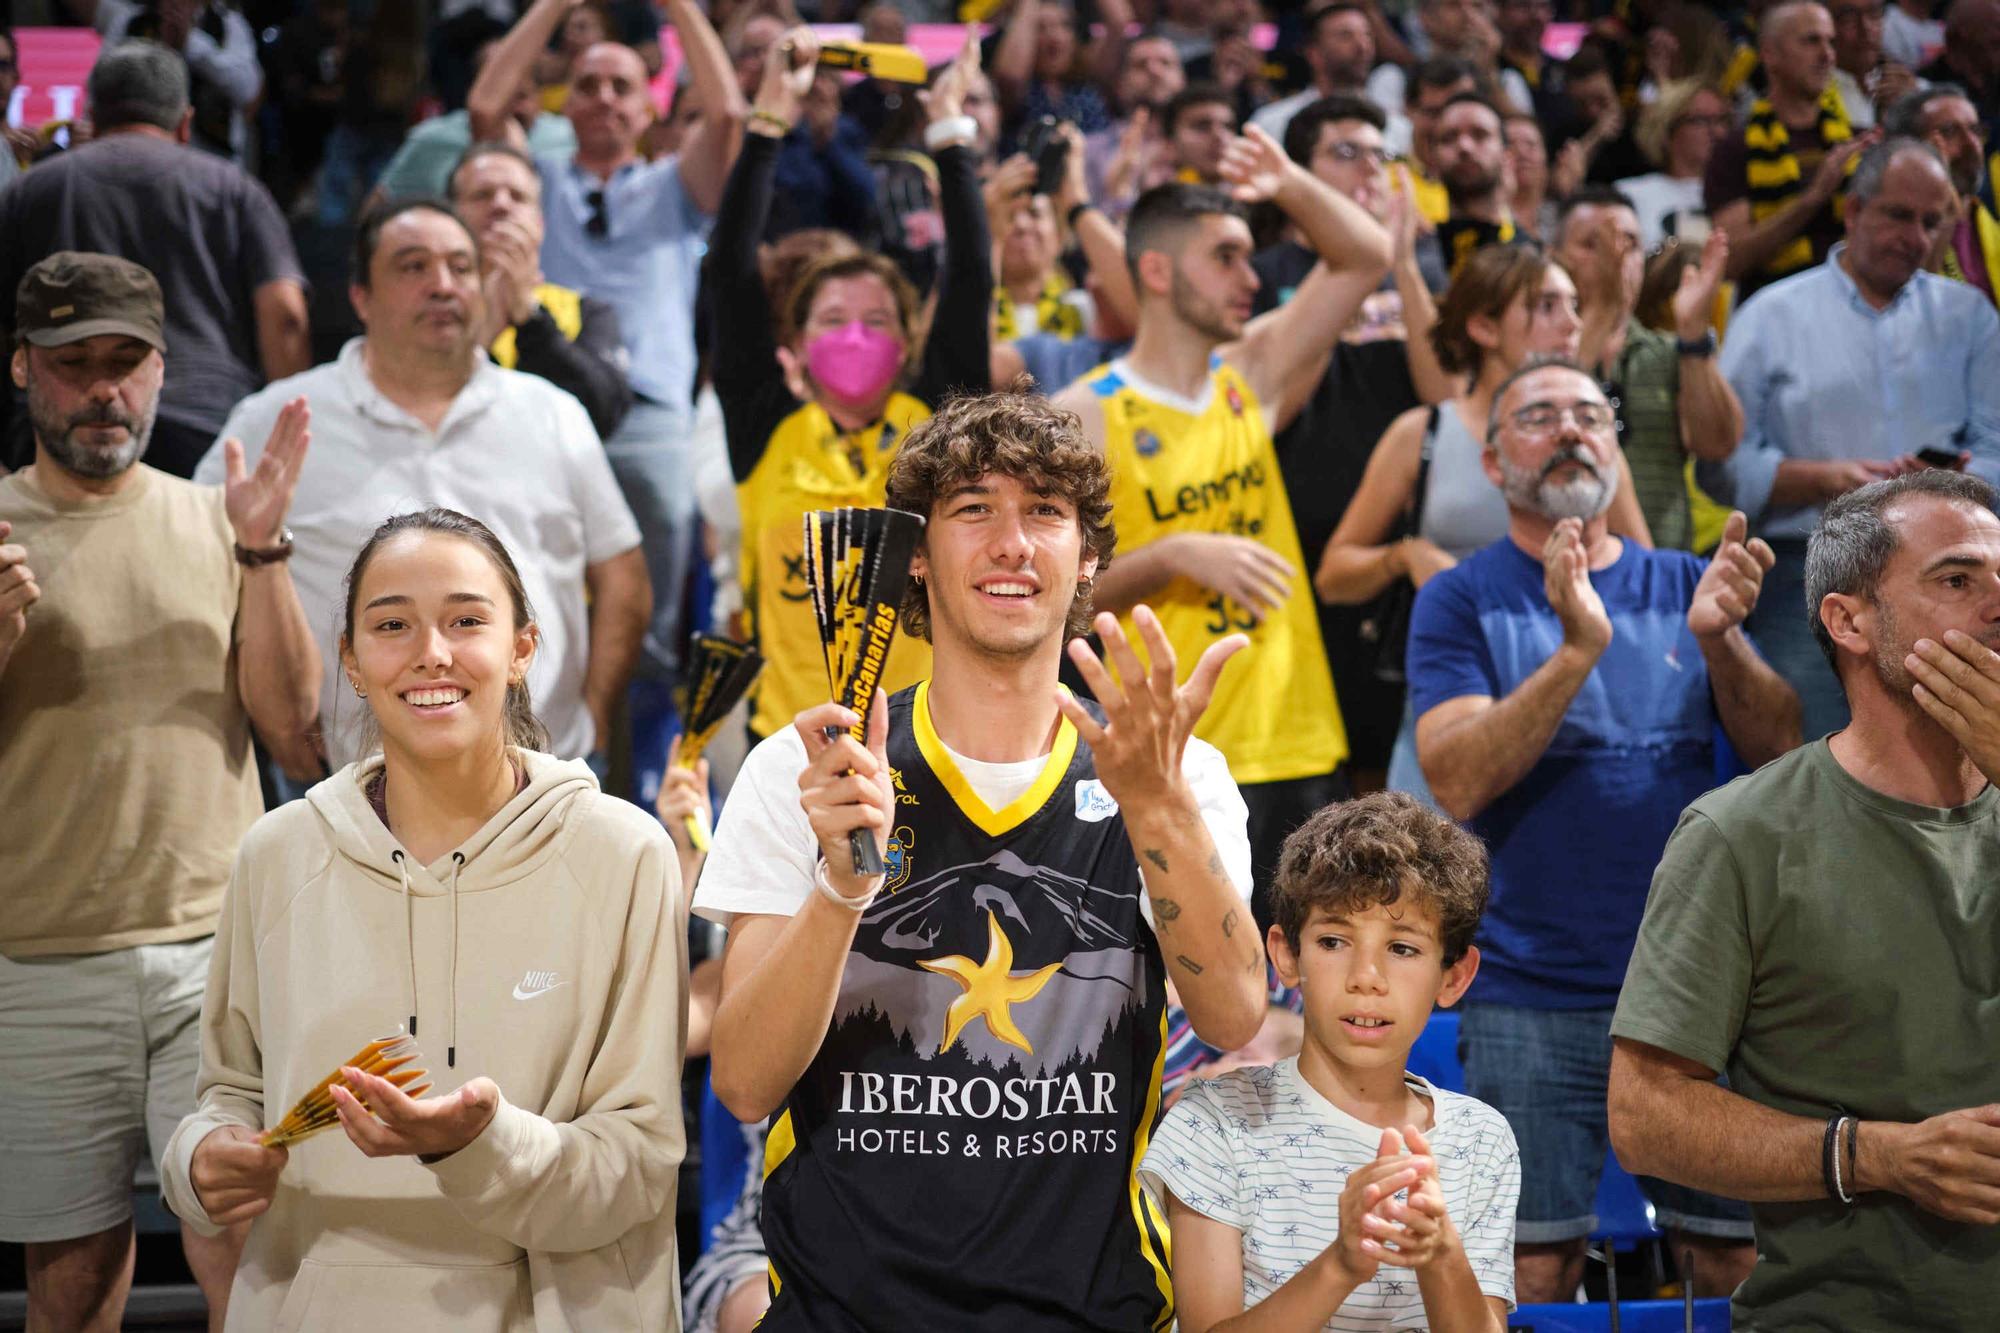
left=0, top=251, right=322, bottom=1330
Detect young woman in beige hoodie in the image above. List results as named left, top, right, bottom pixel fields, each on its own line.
left=161, top=508, right=690, bottom=1331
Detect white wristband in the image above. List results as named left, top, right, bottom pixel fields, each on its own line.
left=924, top=115, right=977, bottom=151
left=814, top=858, right=880, bottom=912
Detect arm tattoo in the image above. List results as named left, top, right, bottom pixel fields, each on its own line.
left=1175, top=954, right=1205, bottom=975
left=1152, top=896, right=1182, bottom=923
left=1222, top=908, right=1238, bottom=939
left=1143, top=848, right=1170, bottom=874
left=1207, top=850, right=1224, bottom=877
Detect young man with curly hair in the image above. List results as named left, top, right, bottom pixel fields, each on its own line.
left=694, top=392, right=1270, bottom=1330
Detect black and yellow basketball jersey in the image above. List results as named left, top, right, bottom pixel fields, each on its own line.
left=1087, top=356, right=1346, bottom=786
left=759, top=682, right=1174, bottom=1331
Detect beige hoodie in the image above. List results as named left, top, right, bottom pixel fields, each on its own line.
left=161, top=751, right=688, bottom=1332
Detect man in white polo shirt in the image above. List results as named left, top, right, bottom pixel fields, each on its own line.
left=196, top=199, right=650, bottom=774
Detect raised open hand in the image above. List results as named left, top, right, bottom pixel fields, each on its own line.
left=1056, top=607, right=1245, bottom=809
left=1217, top=125, right=1291, bottom=205
left=920, top=26, right=983, bottom=125
left=223, top=397, right=310, bottom=551
left=1688, top=511, right=1774, bottom=640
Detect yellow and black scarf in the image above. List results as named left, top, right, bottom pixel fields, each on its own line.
left=1744, top=86, right=1854, bottom=279
left=993, top=273, right=1084, bottom=342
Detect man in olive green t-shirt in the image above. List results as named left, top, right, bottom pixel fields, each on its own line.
left=1608, top=468, right=2000, bottom=1332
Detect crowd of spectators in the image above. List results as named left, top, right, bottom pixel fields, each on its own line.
left=4, top=0, right=2000, bottom=1329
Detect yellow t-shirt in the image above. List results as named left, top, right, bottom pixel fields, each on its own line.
left=738, top=396, right=934, bottom=738
left=0, top=465, right=264, bottom=957
left=1086, top=358, right=1347, bottom=785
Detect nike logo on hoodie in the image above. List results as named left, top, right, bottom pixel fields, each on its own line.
left=513, top=970, right=568, bottom=1001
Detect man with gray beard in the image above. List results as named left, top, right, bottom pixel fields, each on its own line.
left=0, top=252, right=320, bottom=1330
left=1403, top=358, right=1800, bottom=1305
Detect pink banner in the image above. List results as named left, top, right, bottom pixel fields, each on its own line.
left=8, top=28, right=101, bottom=129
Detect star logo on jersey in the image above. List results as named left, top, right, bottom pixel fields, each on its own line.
left=884, top=825, right=916, bottom=893
left=917, top=909, right=1064, bottom=1055
left=1134, top=428, right=1162, bottom=458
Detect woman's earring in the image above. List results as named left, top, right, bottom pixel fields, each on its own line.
left=350, top=679, right=366, bottom=698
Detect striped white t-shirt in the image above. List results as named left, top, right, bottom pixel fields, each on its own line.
left=1140, top=1058, right=1519, bottom=1330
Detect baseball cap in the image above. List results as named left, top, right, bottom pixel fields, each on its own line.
left=14, top=251, right=167, bottom=352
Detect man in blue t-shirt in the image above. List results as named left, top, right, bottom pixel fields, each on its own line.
left=1406, top=358, right=1802, bottom=1305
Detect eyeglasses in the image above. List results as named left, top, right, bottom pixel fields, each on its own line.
left=1324, top=142, right=1392, bottom=166
left=1934, top=120, right=1990, bottom=144
left=1507, top=401, right=1615, bottom=434
left=585, top=188, right=609, bottom=239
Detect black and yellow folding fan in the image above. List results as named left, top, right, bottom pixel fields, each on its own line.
left=801, top=506, right=926, bottom=876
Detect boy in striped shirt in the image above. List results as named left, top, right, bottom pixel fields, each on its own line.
left=1142, top=792, right=1519, bottom=1331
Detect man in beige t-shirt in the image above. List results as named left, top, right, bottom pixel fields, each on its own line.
left=0, top=252, right=322, bottom=1329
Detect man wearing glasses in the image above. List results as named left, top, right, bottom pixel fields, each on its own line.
left=1406, top=358, right=1800, bottom=1306
left=467, top=0, right=745, bottom=769
left=1885, top=83, right=1999, bottom=305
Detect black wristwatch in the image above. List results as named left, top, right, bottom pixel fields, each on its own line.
left=235, top=527, right=295, bottom=567
left=1675, top=329, right=1717, bottom=359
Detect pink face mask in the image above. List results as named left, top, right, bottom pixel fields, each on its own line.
left=806, top=321, right=904, bottom=408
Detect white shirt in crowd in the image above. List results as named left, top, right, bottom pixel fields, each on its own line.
left=693, top=720, right=1251, bottom=927
left=1614, top=172, right=1709, bottom=251
left=1883, top=4, right=1945, bottom=67
left=195, top=338, right=641, bottom=765
left=1142, top=1057, right=1520, bottom=1331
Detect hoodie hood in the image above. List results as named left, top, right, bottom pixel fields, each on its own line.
left=305, top=749, right=601, bottom=1068
left=306, top=749, right=600, bottom=896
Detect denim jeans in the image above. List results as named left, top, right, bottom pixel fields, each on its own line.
left=1386, top=695, right=1438, bottom=809
left=605, top=396, right=698, bottom=689
left=1458, top=1000, right=1754, bottom=1243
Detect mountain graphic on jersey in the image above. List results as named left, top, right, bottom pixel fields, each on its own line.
left=837, top=848, right=1150, bottom=1081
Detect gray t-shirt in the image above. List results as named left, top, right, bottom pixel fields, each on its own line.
left=1612, top=739, right=2000, bottom=1332
left=0, top=134, right=303, bottom=454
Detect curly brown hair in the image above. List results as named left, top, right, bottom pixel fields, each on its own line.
left=885, top=393, right=1116, bottom=643
left=1272, top=791, right=1489, bottom=965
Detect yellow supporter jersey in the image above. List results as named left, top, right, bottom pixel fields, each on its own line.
left=738, top=395, right=934, bottom=737
left=1086, top=357, right=1346, bottom=785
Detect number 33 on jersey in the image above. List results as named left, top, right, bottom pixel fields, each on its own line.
left=1086, top=356, right=1348, bottom=786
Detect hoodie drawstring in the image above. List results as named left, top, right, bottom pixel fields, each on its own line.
left=448, top=852, right=464, bottom=1069
left=393, top=850, right=417, bottom=1040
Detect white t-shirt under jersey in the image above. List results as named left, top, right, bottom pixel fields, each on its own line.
left=1141, top=1057, right=1519, bottom=1330
left=693, top=721, right=1252, bottom=926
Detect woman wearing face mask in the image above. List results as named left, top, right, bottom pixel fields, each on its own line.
left=160, top=508, right=688, bottom=1330
left=1315, top=245, right=1654, bottom=804
left=711, top=26, right=991, bottom=741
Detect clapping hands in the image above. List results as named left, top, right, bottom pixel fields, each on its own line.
left=1330, top=1127, right=1457, bottom=1283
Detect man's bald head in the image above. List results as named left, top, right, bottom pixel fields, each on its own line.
left=1763, top=0, right=1831, bottom=48
left=567, top=42, right=655, bottom=168
left=1761, top=1, right=1837, bottom=99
